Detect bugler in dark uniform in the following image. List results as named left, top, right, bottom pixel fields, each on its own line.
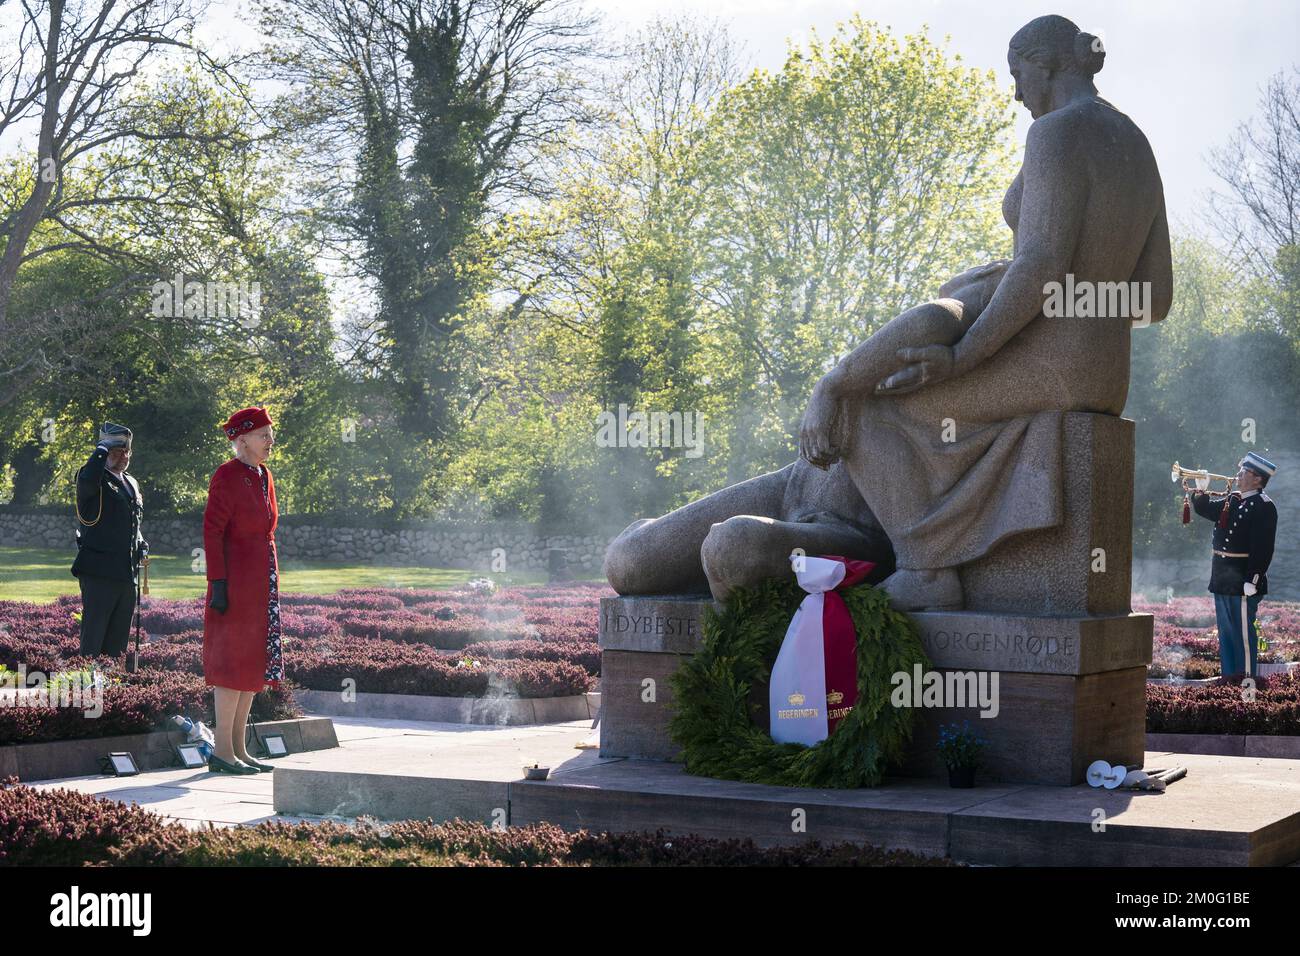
left=72, top=422, right=149, bottom=656
left=1189, top=452, right=1278, bottom=678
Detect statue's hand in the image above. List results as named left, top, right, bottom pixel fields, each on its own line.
left=875, top=345, right=956, bottom=396
left=799, top=382, right=841, bottom=470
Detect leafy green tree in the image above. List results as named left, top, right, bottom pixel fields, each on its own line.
left=0, top=0, right=247, bottom=404
left=697, top=17, right=1017, bottom=478
left=0, top=76, right=350, bottom=521
left=451, top=18, right=737, bottom=525
left=460, top=17, right=1019, bottom=528
left=1126, top=235, right=1300, bottom=559
left=257, top=0, right=600, bottom=515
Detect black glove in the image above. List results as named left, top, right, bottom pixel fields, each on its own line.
left=209, top=579, right=229, bottom=614
left=98, top=422, right=131, bottom=450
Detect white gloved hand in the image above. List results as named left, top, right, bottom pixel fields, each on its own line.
left=1243, top=582, right=1257, bottom=596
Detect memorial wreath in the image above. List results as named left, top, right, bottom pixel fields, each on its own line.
left=669, top=575, right=928, bottom=788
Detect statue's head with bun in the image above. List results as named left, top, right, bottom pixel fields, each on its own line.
left=1008, top=15, right=1106, bottom=119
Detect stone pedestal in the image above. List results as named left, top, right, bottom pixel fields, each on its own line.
left=898, top=608, right=1151, bottom=782
left=599, top=595, right=710, bottom=762
left=960, top=413, right=1134, bottom=615
left=599, top=412, right=1152, bottom=785
left=598, top=597, right=1153, bottom=785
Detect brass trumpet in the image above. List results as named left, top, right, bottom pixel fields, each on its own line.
left=1170, top=461, right=1237, bottom=495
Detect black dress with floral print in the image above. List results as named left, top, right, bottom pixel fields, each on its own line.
left=241, top=460, right=283, bottom=688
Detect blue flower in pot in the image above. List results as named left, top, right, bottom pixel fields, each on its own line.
left=936, top=721, right=988, bottom=788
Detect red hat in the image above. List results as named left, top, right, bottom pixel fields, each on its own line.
left=222, top=406, right=273, bottom=440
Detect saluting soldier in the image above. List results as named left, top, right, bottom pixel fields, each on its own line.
left=72, top=422, right=149, bottom=657
left=1188, top=452, right=1278, bottom=678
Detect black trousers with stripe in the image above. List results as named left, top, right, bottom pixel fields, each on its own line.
left=77, top=574, right=136, bottom=657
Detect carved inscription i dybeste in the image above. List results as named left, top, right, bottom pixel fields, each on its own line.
left=600, top=611, right=700, bottom=639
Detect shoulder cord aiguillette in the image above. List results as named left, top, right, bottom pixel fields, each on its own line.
left=74, top=475, right=103, bottom=527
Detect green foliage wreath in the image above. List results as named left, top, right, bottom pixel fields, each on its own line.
left=669, top=576, right=929, bottom=788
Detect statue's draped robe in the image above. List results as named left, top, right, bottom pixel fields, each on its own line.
left=844, top=311, right=1131, bottom=570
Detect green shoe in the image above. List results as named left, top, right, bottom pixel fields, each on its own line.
left=208, top=754, right=258, bottom=775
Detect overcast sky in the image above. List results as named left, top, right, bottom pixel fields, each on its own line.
left=192, top=0, right=1297, bottom=232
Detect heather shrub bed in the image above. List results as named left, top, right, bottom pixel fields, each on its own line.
left=460, top=639, right=601, bottom=675
left=0, top=671, right=296, bottom=746
left=1137, top=596, right=1300, bottom=679
left=0, top=582, right=606, bottom=728
left=8, top=589, right=1300, bottom=738
left=289, top=638, right=592, bottom=697
left=1146, top=673, right=1300, bottom=735
left=0, top=602, right=294, bottom=745
left=329, top=609, right=536, bottom=649
left=274, top=580, right=603, bottom=696
left=0, top=779, right=955, bottom=867
left=10, top=622, right=591, bottom=704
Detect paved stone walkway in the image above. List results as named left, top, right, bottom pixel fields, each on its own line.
left=29, top=716, right=596, bottom=830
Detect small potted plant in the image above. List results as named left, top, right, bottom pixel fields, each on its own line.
left=936, top=721, right=987, bottom=788
left=1253, top=618, right=1298, bottom=677
left=523, top=763, right=550, bottom=781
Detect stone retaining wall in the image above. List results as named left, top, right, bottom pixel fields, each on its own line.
left=0, top=510, right=618, bottom=575
left=1134, top=556, right=1299, bottom=601
left=7, top=485, right=1295, bottom=593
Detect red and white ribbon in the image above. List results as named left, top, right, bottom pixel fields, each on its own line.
left=768, top=555, right=876, bottom=745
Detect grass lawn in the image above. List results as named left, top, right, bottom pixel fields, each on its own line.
left=0, top=546, right=559, bottom=603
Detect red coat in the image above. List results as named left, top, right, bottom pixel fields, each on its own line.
left=202, top=457, right=279, bottom=692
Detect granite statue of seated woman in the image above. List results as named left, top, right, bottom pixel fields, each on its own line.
left=604, top=15, right=1173, bottom=610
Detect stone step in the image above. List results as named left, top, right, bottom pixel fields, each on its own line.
left=0, top=716, right=338, bottom=782
left=270, top=743, right=1300, bottom=866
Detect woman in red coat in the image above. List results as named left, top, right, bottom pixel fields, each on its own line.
left=202, top=406, right=284, bottom=774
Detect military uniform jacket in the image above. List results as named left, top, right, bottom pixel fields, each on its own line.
left=1190, top=490, right=1277, bottom=596
left=71, top=445, right=146, bottom=583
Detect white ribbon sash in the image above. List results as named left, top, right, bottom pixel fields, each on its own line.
left=768, top=557, right=847, bottom=745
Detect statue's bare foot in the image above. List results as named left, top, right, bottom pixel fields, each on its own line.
left=879, top=567, right=963, bottom=611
